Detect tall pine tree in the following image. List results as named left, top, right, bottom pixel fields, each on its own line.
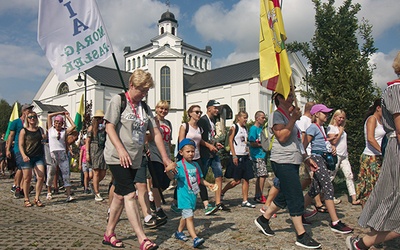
left=288, top=0, right=380, bottom=172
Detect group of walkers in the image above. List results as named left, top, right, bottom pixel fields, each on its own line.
left=2, top=52, right=400, bottom=249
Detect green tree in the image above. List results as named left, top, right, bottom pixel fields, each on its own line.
left=0, top=99, right=13, bottom=134
left=288, top=0, right=379, bottom=172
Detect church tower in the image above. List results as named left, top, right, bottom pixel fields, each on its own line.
left=158, top=10, right=178, bottom=36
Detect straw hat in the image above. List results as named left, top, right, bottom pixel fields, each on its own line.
left=93, top=110, right=105, bottom=118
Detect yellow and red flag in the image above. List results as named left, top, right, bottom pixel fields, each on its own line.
left=4, top=102, right=19, bottom=141
left=259, top=0, right=292, bottom=99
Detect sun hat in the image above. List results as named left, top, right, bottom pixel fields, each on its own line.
left=178, top=138, right=196, bottom=150
left=310, top=104, right=333, bottom=115
left=94, top=110, right=105, bottom=117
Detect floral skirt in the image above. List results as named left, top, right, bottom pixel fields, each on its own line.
left=356, top=154, right=382, bottom=203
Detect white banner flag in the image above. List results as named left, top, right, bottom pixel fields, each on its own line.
left=38, top=0, right=113, bottom=81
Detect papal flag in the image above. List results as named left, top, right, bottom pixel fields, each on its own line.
left=4, top=102, right=19, bottom=141
left=259, top=0, right=292, bottom=99
left=74, top=94, right=85, bottom=132
left=37, top=0, right=113, bottom=81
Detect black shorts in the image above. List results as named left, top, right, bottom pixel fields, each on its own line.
left=108, top=165, right=138, bottom=196
left=149, top=161, right=171, bottom=190
left=224, top=155, right=254, bottom=181
left=134, top=156, right=150, bottom=184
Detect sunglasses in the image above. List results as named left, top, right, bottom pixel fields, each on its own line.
left=27, top=116, right=37, bottom=119
left=193, top=110, right=203, bottom=115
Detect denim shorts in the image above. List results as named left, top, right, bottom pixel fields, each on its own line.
left=15, top=151, right=24, bottom=170
left=181, top=208, right=194, bottom=219
left=20, top=155, right=44, bottom=169
left=201, top=155, right=223, bottom=178
left=271, top=161, right=304, bottom=217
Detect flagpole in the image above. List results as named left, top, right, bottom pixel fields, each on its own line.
left=112, top=53, right=127, bottom=92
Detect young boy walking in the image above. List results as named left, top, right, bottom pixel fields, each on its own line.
left=166, top=138, right=216, bottom=248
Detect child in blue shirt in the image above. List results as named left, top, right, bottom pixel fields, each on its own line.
left=166, top=138, right=216, bottom=248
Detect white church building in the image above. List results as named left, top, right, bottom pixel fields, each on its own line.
left=33, top=10, right=308, bottom=139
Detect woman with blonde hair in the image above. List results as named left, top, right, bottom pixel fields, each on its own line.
left=103, top=69, right=175, bottom=249
left=327, top=109, right=360, bottom=205
left=19, top=111, right=46, bottom=207
left=147, top=100, right=172, bottom=221
left=86, top=109, right=107, bottom=202
left=221, top=111, right=256, bottom=208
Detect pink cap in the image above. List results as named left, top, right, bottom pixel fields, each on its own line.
left=54, top=115, right=64, bottom=123
left=310, top=104, right=333, bottom=115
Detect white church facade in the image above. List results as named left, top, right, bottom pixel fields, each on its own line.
left=33, top=10, right=308, bottom=139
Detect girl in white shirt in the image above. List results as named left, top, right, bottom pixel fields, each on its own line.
left=327, top=110, right=360, bottom=205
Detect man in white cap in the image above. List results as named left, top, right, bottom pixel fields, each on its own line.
left=6, top=103, right=34, bottom=198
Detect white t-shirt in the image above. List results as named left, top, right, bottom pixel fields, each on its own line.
left=327, top=125, right=348, bottom=157
left=48, top=127, right=66, bottom=152
left=296, top=115, right=312, bottom=155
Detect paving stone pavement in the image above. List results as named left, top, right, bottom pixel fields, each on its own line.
left=1, top=172, right=399, bottom=249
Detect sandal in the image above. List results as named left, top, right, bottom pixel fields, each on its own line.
left=352, top=199, right=361, bottom=205
left=34, top=199, right=45, bottom=207
left=102, top=233, right=124, bottom=248
left=314, top=204, right=328, bottom=213
left=140, top=239, right=158, bottom=250
left=24, top=199, right=32, bottom=207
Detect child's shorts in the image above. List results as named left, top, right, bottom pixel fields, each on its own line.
left=181, top=209, right=194, bottom=219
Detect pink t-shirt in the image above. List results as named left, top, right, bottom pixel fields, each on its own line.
left=182, top=123, right=202, bottom=160
left=80, top=145, right=87, bottom=163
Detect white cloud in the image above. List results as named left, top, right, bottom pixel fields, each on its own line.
left=370, top=50, right=399, bottom=90
left=97, top=0, right=178, bottom=68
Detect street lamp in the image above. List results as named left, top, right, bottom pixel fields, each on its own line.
left=75, top=72, right=87, bottom=130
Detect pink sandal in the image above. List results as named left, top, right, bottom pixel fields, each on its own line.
left=140, top=238, right=158, bottom=250
left=102, top=233, right=124, bottom=248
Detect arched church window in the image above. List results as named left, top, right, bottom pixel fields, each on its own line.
left=137, top=57, right=141, bottom=67
left=161, top=27, right=164, bottom=34
left=127, top=60, right=131, bottom=71
left=204, top=59, right=208, bottom=70
left=183, top=53, right=187, bottom=65
left=199, top=58, right=203, bottom=69
left=194, top=56, right=198, bottom=68
left=58, top=82, right=69, bottom=95
left=238, top=98, right=246, bottom=112
left=160, top=66, right=171, bottom=102
left=189, top=55, right=192, bottom=66
left=142, top=55, right=146, bottom=66
left=132, top=58, right=136, bottom=69
left=172, top=27, right=175, bottom=35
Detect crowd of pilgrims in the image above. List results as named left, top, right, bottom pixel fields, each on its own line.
left=2, top=52, right=400, bottom=249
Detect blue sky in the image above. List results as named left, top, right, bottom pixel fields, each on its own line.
left=0, top=0, right=399, bottom=105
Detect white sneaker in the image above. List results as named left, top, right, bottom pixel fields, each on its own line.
left=46, top=193, right=52, bottom=200
left=66, top=196, right=75, bottom=202
left=95, top=193, right=104, bottom=202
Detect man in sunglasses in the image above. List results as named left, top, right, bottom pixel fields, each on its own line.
left=198, top=100, right=230, bottom=212
left=6, top=103, right=34, bottom=198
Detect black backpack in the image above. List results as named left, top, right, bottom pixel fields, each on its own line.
left=224, top=123, right=239, bottom=152
left=119, top=93, right=149, bottom=116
